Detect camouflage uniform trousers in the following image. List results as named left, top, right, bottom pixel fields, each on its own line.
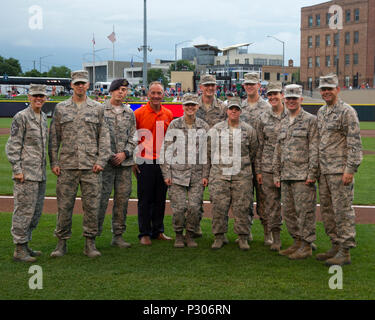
left=210, top=178, right=253, bottom=236
left=97, top=165, right=132, bottom=236
left=281, top=181, right=316, bottom=243
left=319, top=174, right=356, bottom=249
left=261, top=172, right=282, bottom=233
left=249, top=163, right=266, bottom=227
left=169, top=181, right=204, bottom=233
left=55, top=169, right=101, bottom=239
left=11, top=180, right=46, bottom=244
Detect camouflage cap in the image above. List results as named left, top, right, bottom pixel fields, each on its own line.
left=71, top=70, right=89, bottom=84
left=243, top=72, right=260, bottom=84
left=29, top=84, right=47, bottom=96
left=319, top=73, right=339, bottom=88
left=182, top=93, right=199, bottom=105
left=200, top=74, right=216, bottom=85
left=284, top=84, right=302, bottom=98
left=267, top=82, right=283, bottom=94
left=227, top=97, right=242, bottom=110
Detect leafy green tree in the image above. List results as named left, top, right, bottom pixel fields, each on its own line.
left=0, top=56, right=22, bottom=76
left=23, top=69, right=43, bottom=77
left=47, top=65, right=71, bottom=78
left=147, top=69, right=168, bottom=87
left=169, top=60, right=195, bottom=76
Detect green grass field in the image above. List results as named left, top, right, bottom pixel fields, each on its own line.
left=0, top=213, right=374, bottom=300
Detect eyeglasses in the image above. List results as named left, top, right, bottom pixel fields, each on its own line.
left=73, top=81, right=87, bottom=86
left=320, top=87, right=334, bottom=92
left=32, top=94, right=45, bottom=98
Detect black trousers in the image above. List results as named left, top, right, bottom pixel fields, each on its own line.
left=137, top=162, right=167, bottom=239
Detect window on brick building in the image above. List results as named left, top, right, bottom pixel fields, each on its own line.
left=334, top=33, right=339, bottom=46
left=354, top=31, right=359, bottom=43
left=346, top=10, right=351, bottom=23
left=235, top=59, right=239, bottom=64
left=345, top=54, right=350, bottom=65
left=354, top=9, right=360, bottom=21
left=315, top=56, right=320, bottom=67
left=334, top=55, right=338, bottom=66
left=277, top=73, right=280, bottom=81
left=308, top=77, right=313, bottom=90
left=353, top=53, right=359, bottom=65
left=245, top=58, right=249, bottom=64
left=326, top=56, right=331, bottom=67
left=308, top=16, right=313, bottom=27
left=326, top=34, right=331, bottom=46
left=316, top=14, right=321, bottom=26
left=308, top=57, right=313, bottom=68
left=345, top=32, right=350, bottom=45
left=326, top=13, right=331, bottom=25
left=315, top=35, right=320, bottom=47
left=308, top=36, right=313, bottom=48
left=264, top=72, right=270, bottom=80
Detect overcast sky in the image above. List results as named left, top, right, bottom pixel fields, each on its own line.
left=1, top=0, right=324, bottom=73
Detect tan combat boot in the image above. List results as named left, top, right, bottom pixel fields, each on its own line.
left=84, top=237, right=101, bottom=258
left=279, top=238, right=302, bottom=256
left=270, top=231, right=281, bottom=251
left=26, top=243, right=42, bottom=257
left=288, top=241, right=312, bottom=260
left=50, top=239, right=67, bottom=257
left=238, top=235, right=250, bottom=251
left=316, top=244, right=340, bottom=261
left=185, top=231, right=198, bottom=248
left=264, top=225, right=273, bottom=246
left=111, top=235, right=131, bottom=248
left=13, top=243, right=37, bottom=262
left=211, top=234, right=225, bottom=250
left=174, top=232, right=185, bottom=248
left=325, top=247, right=351, bottom=266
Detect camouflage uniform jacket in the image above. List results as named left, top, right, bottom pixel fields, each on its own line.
left=196, top=96, right=227, bottom=128
left=48, top=97, right=111, bottom=169
left=317, top=99, right=362, bottom=175
left=255, top=105, right=288, bottom=175
left=161, top=116, right=210, bottom=187
left=208, top=120, right=258, bottom=181
left=6, top=106, right=48, bottom=181
left=273, top=109, right=318, bottom=182
left=240, top=96, right=271, bottom=129
left=104, top=100, right=137, bottom=167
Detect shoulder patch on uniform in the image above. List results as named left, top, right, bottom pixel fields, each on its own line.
left=10, top=120, right=20, bottom=136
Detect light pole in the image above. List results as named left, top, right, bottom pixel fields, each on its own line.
left=39, top=54, right=53, bottom=73
left=174, top=40, right=192, bottom=71
left=137, top=0, right=152, bottom=89
left=267, top=35, right=285, bottom=84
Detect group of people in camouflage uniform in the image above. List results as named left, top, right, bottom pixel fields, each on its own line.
left=6, top=70, right=362, bottom=267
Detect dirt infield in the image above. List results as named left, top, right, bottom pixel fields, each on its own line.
left=0, top=197, right=374, bottom=224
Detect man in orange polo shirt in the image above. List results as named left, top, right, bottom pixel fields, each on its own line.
left=133, top=81, right=174, bottom=245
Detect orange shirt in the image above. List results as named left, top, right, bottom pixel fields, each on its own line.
left=134, top=102, right=173, bottom=160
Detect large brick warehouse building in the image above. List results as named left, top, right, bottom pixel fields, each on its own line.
left=300, top=0, right=375, bottom=89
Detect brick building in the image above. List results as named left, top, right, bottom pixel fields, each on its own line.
left=301, top=0, right=375, bottom=89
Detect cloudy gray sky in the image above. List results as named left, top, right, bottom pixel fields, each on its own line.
left=1, top=0, right=324, bottom=73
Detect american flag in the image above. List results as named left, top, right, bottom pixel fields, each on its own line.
left=92, top=34, right=95, bottom=45
left=107, top=31, right=116, bottom=43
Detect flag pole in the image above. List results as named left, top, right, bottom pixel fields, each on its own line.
left=93, top=33, right=95, bottom=91
left=112, top=25, right=115, bottom=80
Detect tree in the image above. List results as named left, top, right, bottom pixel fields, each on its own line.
left=168, top=60, right=195, bottom=76
left=0, top=56, right=22, bottom=76
left=23, top=69, right=43, bottom=77
left=47, top=66, right=71, bottom=78
left=147, top=69, right=168, bottom=87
